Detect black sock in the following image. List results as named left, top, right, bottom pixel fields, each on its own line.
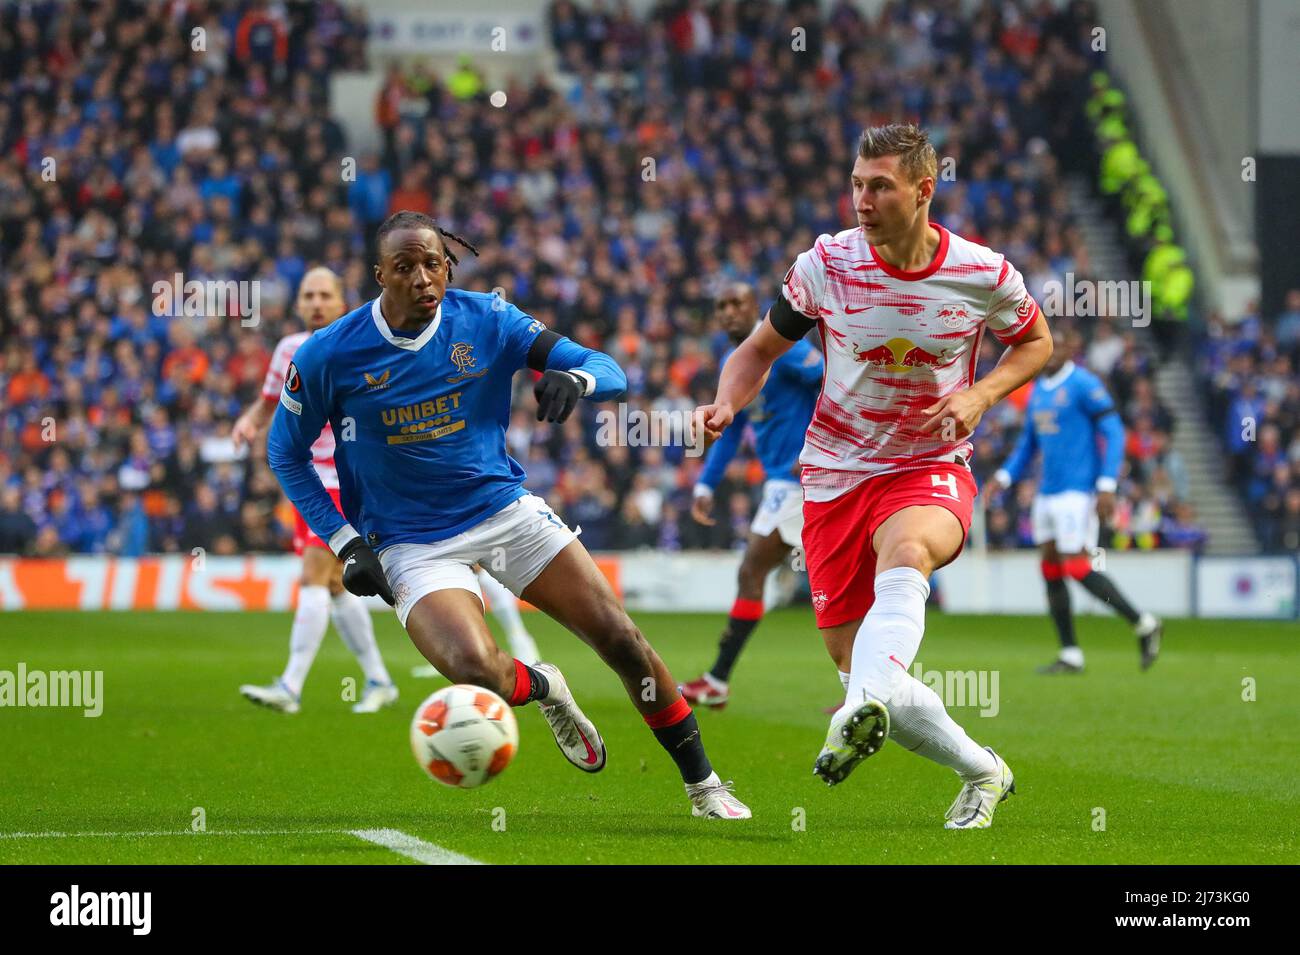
left=1045, top=577, right=1076, bottom=648
left=710, top=616, right=761, bottom=682
left=1079, top=571, right=1141, bottom=625
left=649, top=708, right=713, bottom=784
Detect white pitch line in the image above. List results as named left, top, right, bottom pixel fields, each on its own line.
left=0, top=828, right=347, bottom=840
left=348, top=828, right=484, bottom=865
left=0, top=827, right=485, bottom=865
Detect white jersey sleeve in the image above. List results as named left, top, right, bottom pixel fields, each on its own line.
left=782, top=234, right=833, bottom=319
left=986, top=258, right=1042, bottom=345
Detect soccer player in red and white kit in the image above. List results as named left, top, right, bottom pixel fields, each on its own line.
left=696, top=125, right=1053, bottom=829
left=234, top=267, right=398, bottom=714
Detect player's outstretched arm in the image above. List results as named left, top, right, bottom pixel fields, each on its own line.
left=525, top=329, right=627, bottom=422
left=266, top=341, right=347, bottom=549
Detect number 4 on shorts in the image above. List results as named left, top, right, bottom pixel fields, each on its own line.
left=930, top=472, right=959, bottom=501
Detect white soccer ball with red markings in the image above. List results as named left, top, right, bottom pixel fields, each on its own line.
left=409, top=685, right=519, bottom=789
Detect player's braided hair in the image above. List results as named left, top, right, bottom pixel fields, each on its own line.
left=375, top=210, right=480, bottom=282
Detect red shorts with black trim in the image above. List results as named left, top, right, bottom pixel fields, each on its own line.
left=802, top=462, right=977, bottom=629
left=293, top=487, right=344, bottom=556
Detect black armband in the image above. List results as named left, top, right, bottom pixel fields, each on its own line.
left=769, top=295, right=818, bottom=341
left=527, top=328, right=563, bottom=373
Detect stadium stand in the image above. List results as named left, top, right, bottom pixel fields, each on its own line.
left=2, top=0, right=1262, bottom=560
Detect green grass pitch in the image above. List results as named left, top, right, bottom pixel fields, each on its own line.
left=1, top=608, right=1295, bottom=864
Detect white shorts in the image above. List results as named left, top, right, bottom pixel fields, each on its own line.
left=1031, top=491, right=1099, bottom=553
left=379, top=493, right=578, bottom=627
left=749, top=479, right=804, bottom=548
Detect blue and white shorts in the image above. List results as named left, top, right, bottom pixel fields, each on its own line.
left=379, top=494, right=578, bottom=627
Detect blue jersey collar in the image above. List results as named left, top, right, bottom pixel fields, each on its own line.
left=371, top=296, right=443, bottom=352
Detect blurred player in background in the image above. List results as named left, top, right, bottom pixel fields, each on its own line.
left=990, top=330, right=1162, bottom=673
left=268, top=212, right=750, bottom=819
left=698, top=124, right=1052, bottom=829
left=234, top=267, right=398, bottom=714
left=681, top=282, right=822, bottom=707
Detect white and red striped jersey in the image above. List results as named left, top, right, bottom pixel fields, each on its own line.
left=782, top=223, right=1042, bottom=502
left=262, top=330, right=338, bottom=490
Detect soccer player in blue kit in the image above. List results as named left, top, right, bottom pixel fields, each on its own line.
left=990, top=331, right=1162, bottom=673
left=268, top=212, right=750, bottom=819
left=681, top=283, right=822, bottom=708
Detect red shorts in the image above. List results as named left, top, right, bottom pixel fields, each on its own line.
left=802, top=462, right=977, bottom=629
left=293, top=487, right=344, bottom=556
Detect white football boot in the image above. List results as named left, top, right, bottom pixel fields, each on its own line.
left=686, top=772, right=752, bottom=819
left=240, top=679, right=300, bottom=714
left=1136, top=612, right=1162, bottom=671
left=351, top=680, right=399, bottom=714
left=944, top=747, right=1016, bottom=830
left=532, top=663, right=606, bottom=772
left=813, top=696, right=890, bottom=786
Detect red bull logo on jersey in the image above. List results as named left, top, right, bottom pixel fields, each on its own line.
left=852, top=336, right=948, bottom=372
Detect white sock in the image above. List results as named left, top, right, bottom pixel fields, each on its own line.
left=475, top=569, right=539, bottom=663
left=331, top=590, right=391, bottom=685
left=886, top=673, right=998, bottom=781
left=838, top=670, right=851, bottom=692
left=844, top=567, right=930, bottom=707
left=1060, top=645, right=1085, bottom=667
left=281, top=585, right=331, bottom=697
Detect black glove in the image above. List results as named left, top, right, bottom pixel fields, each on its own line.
left=339, top=538, right=395, bottom=606
left=533, top=370, right=584, bottom=423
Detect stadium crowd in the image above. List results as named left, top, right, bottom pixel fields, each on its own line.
left=0, top=0, right=1244, bottom=559
left=1199, top=293, right=1300, bottom=554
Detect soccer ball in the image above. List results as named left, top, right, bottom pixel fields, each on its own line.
left=409, top=685, right=519, bottom=789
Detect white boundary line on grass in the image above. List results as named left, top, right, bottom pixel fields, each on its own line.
left=0, top=828, right=486, bottom=865
left=348, top=828, right=483, bottom=865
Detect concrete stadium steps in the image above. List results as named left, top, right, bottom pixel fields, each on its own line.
left=1063, top=175, right=1259, bottom=556
left=1153, top=362, right=1260, bottom=555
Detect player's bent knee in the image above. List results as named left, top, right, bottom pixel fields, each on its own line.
left=878, top=539, right=934, bottom=575
left=446, top=653, right=512, bottom=693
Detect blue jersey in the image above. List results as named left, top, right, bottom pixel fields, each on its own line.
left=268, top=290, right=626, bottom=550
left=999, top=362, right=1125, bottom=495
left=698, top=338, right=823, bottom=489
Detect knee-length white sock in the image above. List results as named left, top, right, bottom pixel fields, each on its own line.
left=281, top=585, right=330, bottom=696
left=331, top=590, right=391, bottom=685
left=845, top=567, right=930, bottom=706
left=844, top=567, right=996, bottom=781
left=886, top=673, right=997, bottom=781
